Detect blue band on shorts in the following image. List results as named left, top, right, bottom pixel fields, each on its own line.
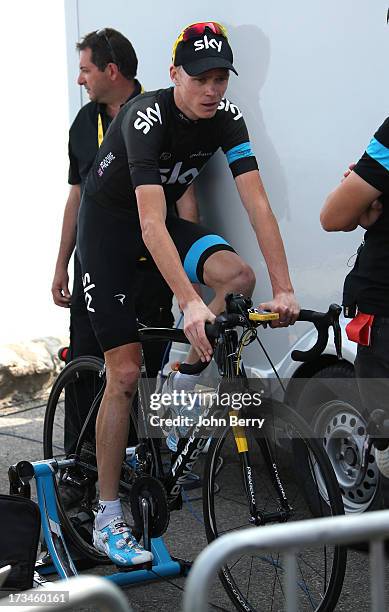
left=184, top=235, right=231, bottom=283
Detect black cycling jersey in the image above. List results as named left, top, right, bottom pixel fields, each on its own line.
left=343, top=117, right=389, bottom=316
left=85, top=87, right=258, bottom=215
left=79, top=85, right=257, bottom=351
left=68, top=79, right=142, bottom=191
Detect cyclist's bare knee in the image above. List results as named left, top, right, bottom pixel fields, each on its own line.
left=104, top=343, right=141, bottom=398
left=204, top=251, right=256, bottom=296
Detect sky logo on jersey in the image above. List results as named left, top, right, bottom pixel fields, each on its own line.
left=97, top=152, right=115, bottom=177
left=160, top=161, right=199, bottom=185
left=82, top=273, right=95, bottom=313
left=194, top=35, right=222, bottom=53
left=133, top=102, right=162, bottom=134
left=218, top=98, right=243, bottom=121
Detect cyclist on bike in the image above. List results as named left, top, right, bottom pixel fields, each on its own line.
left=77, top=20, right=299, bottom=566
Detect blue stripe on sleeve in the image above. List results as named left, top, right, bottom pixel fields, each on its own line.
left=226, top=142, right=253, bottom=165
left=366, top=137, right=389, bottom=172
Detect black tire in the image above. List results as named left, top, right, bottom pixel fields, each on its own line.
left=203, top=398, right=346, bottom=612
left=44, top=356, right=104, bottom=459
left=44, top=356, right=142, bottom=562
left=43, top=356, right=108, bottom=562
left=296, top=363, right=389, bottom=514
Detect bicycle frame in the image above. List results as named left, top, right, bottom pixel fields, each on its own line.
left=137, top=325, right=294, bottom=523
left=46, top=321, right=295, bottom=528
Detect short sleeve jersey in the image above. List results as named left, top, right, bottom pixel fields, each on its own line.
left=85, top=87, right=258, bottom=216
left=343, top=117, right=389, bottom=315
left=68, top=80, right=142, bottom=191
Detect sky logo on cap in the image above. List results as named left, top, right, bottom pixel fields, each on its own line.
left=194, top=35, right=222, bottom=53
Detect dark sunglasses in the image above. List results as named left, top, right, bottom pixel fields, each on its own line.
left=181, top=21, right=228, bottom=41
left=172, top=21, right=228, bottom=63
left=96, top=28, right=120, bottom=68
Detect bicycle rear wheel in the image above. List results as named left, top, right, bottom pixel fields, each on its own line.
left=43, top=356, right=108, bottom=562
left=203, top=397, right=346, bottom=612
left=44, top=356, right=104, bottom=460
left=44, top=356, right=148, bottom=562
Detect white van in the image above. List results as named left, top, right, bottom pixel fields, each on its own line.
left=64, top=0, right=389, bottom=514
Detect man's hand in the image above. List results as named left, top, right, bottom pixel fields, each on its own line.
left=51, top=267, right=71, bottom=307
left=259, top=291, right=300, bottom=327
left=183, top=299, right=216, bottom=362
left=339, top=162, right=383, bottom=229
left=358, top=199, right=383, bottom=229
left=341, top=162, right=356, bottom=182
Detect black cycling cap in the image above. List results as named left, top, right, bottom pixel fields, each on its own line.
left=172, top=22, right=238, bottom=76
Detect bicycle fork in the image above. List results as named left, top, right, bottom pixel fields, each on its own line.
left=231, top=416, right=293, bottom=525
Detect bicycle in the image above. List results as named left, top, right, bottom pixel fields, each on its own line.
left=41, top=293, right=346, bottom=612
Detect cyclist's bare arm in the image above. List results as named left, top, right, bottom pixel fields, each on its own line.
left=52, top=184, right=81, bottom=307
left=235, top=170, right=299, bottom=325
left=136, top=184, right=215, bottom=361
left=321, top=170, right=383, bottom=232
left=176, top=183, right=202, bottom=297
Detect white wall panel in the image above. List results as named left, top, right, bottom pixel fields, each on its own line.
left=64, top=1, right=389, bottom=365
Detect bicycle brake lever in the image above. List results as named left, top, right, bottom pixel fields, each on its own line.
left=332, top=319, right=342, bottom=359
left=330, top=304, right=343, bottom=360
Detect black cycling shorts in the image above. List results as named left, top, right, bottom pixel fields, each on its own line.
left=77, top=197, right=235, bottom=352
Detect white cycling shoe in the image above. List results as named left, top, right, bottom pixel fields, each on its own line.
left=93, top=516, right=153, bottom=566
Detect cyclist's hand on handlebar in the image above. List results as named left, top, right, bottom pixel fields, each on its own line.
left=259, top=291, right=300, bottom=327
left=51, top=267, right=71, bottom=308
left=182, top=299, right=216, bottom=362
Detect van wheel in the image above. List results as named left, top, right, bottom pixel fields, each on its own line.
left=296, top=363, right=389, bottom=514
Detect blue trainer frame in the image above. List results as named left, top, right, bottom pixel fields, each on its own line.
left=25, top=459, right=185, bottom=585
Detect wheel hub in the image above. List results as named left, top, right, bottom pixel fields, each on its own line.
left=314, top=400, right=379, bottom=513
left=343, top=446, right=358, bottom=467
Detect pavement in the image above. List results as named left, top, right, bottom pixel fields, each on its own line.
left=0, top=394, right=388, bottom=611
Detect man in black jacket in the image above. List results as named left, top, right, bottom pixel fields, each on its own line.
left=321, top=116, right=389, bottom=475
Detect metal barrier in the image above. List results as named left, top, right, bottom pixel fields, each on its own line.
left=183, top=509, right=389, bottom=612
left=0, top=575, right=132, bottom=612
left=0, top=566, right=11, bottom=589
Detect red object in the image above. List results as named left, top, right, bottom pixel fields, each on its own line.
left=58, top=347, right=69, bottom=362
left=182, top=22, right=226, bottom=41
left=345, top=312, right=375, bottom=346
